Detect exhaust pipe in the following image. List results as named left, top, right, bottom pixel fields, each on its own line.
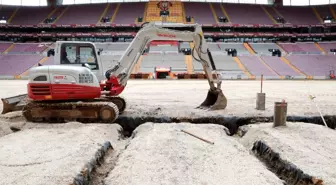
left=1, top=94, right=28, bottom=114
left=197, top=89, right=227, bottom=110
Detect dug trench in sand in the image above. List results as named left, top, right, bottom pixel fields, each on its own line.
left=0, top=122, right=124, bottom=185
left=104, top=123, right=284, bottom=185
left=240, top=122, right=336, bottom=185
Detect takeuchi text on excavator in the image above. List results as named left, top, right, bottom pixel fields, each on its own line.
left=1, top=22, right=227, bottom=123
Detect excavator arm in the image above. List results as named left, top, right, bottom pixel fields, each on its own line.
left=105, top=22, right=227, bottom=110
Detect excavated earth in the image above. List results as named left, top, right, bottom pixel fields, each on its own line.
left=0, top=80, right=335, bottom=185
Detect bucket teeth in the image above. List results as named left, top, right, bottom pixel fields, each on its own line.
left=197, top=89, right=227, bottom=111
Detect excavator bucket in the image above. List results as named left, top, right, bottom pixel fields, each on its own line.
left=1, top=94, right=28, bottom=114
left=197, top=89, right=227, bottom=110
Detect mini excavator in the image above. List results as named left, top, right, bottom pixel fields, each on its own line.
left=1, top=22, right=227, bottom=123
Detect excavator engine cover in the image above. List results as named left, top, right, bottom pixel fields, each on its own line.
left=198, top=89, right=227, bottom=110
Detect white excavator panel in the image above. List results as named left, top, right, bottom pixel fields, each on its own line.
left=29, top=65, right=100, bottom=88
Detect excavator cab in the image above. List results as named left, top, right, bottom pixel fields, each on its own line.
left=55, top=42, right=105, bottom=81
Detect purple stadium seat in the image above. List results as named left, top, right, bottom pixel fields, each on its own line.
left=184, top=2, right=215, bottom=24
left=101, top=4, right=116, bottom=23
left=315, top=5, right=332, bottom=22
left=49, top=6, right=66, bottom=22
left=10, top=7, right=53, bottom=25
left=0, top=55, right=43, bottom=75
left=239, top=56, right=277, bottom=76
left=224, top=4, right=273, bottom=24
left=278, top=43, right=320, bottom=53
left=278, top=43, right=304, bottom=52
left=113, top=3, right=145, bottom=24
left=0, top=43, right=12, bottom=52
left=42, top=57, right=54, bottom=65
left=275, top=6, right=319, bottom=24
left=212, top=4, right=224, bottom=20
left=261, top=56, right=299, bottom=76
left=296, top=43, right=320, bottom=52
left=264, top=6, right=279, bottom=21
left=318, top=42, right=336, bottom=53
left=286, top=55, right=336, bottom=76
left=10, top=44, right=47, bottom=53
left=56, top=4, right=106, bottom=25
left=0, top=6, right=16, bottom=20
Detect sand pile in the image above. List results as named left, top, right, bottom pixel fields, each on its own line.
left=0, top=121, right=12, bottom=137
left=105, top=123, right=283, bottom=185
left=240, top=122, right=336, bottom=185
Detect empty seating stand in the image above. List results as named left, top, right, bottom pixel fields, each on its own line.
left=42, top=57, right=54, bottom=65
left=114, top=3, right=145, bottom=24
left=100, top=54, right=122, bottom=72
left=315, top=5, right=332, bottom=23
left=212, top=3, right=224, bottom=22
left=318, top=42, right=336, bottom=54
left=0, top=6, right=16, bottom=22
left=184, top=2, right=216, bottom=24
left=286, top=55, right=336, bottom=76
left=275, top=6, right=319, bottom=25
left=140, top=54, right=187, bottom=73
left=10, top=7, right=53, bottom=25
left=149, top=45, right=179, bottom=54
left=148, top=41, right=179, bottom=54
left=224, top=4, right=273, bottom=24
left=238, top=56, right=277, bottom=77
left=261, top=56, right=300, bottom=76
left=212, top=54, right=245, bottom=75
left=208, top=43, right=222, bottom=52
left=1, top=3, right=332, bottom=25
left=0, top=55, right=43, bottom=76
left=96, top=42, right=130, bottom=51
left=0, top=43, right=12, bottom=53
left=278, top=43, right=321, bottom=54
left=249, top=43, right=280, bottom=56
left=217, top=43, right=250, bottom=55
left=56, top=4, right=106, bottom=24
left=8, top=43, right=47, bottom=54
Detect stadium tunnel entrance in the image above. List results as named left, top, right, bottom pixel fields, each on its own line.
left=154, top=66, right=171, bottom=79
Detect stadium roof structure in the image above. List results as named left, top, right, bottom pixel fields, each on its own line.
left=0, top=0, right=336, bottom=6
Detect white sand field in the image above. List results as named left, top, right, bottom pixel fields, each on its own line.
left=0, top=80, right=335, bottom=185
left=0, top=80, right=336, bottom=117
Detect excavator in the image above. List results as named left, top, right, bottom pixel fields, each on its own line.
left=1, top=22, right=227, bottom=123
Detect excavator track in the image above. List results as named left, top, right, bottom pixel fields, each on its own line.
left=94, top=96, right=126, bottom=114
left=22, top=101, right=119, bottom=123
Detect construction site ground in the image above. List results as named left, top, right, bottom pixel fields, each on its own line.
left=0, top=80, right=335, bottom=185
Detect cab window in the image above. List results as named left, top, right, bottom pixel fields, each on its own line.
left=60, top=43, right=99, bottom=70
left=79, top=47, right=96, bottom=64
